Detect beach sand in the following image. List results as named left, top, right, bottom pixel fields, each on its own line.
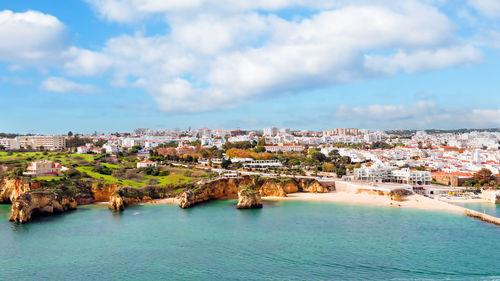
left=143, top=198, right=179, bottom=205
left=263, top=192, right=469, bottom=214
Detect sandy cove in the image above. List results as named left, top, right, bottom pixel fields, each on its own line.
left=263, top=192, right=500, bottom=226
left=263, top=192, right=468, bottom=213
left=134, top=191, right=500, bottom=226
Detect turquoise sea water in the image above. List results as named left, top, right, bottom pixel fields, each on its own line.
left=1, top=201, right=499, bottom=280
left=454, top=202, right=500, bottom=217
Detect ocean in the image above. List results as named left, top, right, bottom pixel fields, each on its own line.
left=0, top=200, right=499, bottom=280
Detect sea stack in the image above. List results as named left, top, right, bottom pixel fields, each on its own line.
left=236, top=188, right=263, bottom=209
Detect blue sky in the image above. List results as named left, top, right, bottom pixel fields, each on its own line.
left=0, top=0, right=500, bottom=134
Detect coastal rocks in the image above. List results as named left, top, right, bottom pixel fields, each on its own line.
left=9, top=191, right=77, bottom=223
left=108, top=186, right=177, bottom=211
left=178, top=177, right=330, bottom=208
left=178, top=177, right=252, bottom=208
left=236, top=188, right=263, bottom=209
left=257, top=181, right=288, bottom=197
left=297, top=179, right=330, bottom=193
left=256, top=178, right=329, bottom=197
left=92, top=184, right=120, bottom=202
left=0, top=177, right=34, bottom=203
left=108, top=195, right=143, bottom=211
left=108, top=195, right=126, bottom=211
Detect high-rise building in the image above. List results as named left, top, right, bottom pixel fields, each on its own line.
left=264, top=127, right=279, bottom=137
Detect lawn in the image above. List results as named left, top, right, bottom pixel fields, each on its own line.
left=2, top=152, right=205, bottom=188
left=75, top=165, right=201, bottom=187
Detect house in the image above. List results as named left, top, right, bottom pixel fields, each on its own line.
left=77, top=146, right=89, bottom=154
left=103, top=144, right=120, bottom=154
left=137, top=160, right=157, bottom=168
left=24, top=160, right=63, bottom=177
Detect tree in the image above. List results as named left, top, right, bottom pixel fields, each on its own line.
left=95, top=139, right=107, bottom=147
left=473, top=168, right=493, bottom=185
left=311, top=152, right=327, bottom=163
left=254, top=146, right=266, bottom=153
left=68, top=131, right=73, bottom=137
left=321, top=162, right=336, bottom=172
left=257, top=137, right=266, bottom=147
left=221, top=158, right=232, bottom=169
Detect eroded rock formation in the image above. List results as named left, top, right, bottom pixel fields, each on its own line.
left=0, top=177, right=37, bottom=203
left=9, top=191, right=77, bottom=223
left=92, top=184, right=120, bottom=202
left=178, top=177, right=252, bottom=208
left=178, top=176, right=330, bottom=208
left=236, top=188, right=263, bottom=209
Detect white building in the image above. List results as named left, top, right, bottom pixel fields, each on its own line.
left=137, top=160, right=157, bottom=168
left=264, top=145, right=304, bottom=152
left=354, top=166, right=431, bottom=186
left=103, top=144, right=120, bottom=154
left=77, top=146, right=89, bottom=154
left=242, top=160, right=283, bottom=168
left=264, top=127, right=279, bottom=137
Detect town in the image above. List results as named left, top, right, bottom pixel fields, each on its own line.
left=1, top=127, right=499, bottom=203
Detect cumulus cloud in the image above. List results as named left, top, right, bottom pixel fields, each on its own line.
left=335, top=102, right=500, bottom=129
left=61, top=2, right=482, bottom=112
left=40, top=77, right=100, bottom=94
left=0, top=3, right=487, bottom=113
left=0, top=10, right=67, bottom=63
left=468, top=0, right=500, bottom=18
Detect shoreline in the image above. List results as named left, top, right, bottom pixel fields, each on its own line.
left=262, top=192, right=469, bottom=214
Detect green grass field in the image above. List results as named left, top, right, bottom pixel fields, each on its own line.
left=1, top=151, right=204, bottom=188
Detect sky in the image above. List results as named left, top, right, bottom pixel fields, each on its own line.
left=0, top=0, right=500, bottom=134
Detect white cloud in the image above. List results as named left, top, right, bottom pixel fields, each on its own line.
left=468, top=0, right=500, bottom=18
left=365, top=45, right=482, bottom=74
left=335, top=102, right=500, bottom=129
left=0, top=3, right=487, bottom=114
left=65, top=2, right=483, bottom=112
left=0, top=10, right=67, bottom=63
left=40, top=77, right=100, bottom=94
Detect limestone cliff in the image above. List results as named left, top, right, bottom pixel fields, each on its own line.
left=9, top=190, right=77, bottom=223
left=257, top=180, right=288, bottom=197
left=108, top=186, right=179, bottom=211
left=92, top=184, right=120, bottom=202
left=256, top=178, right=330, bottom=197
left=178, top=177, right=330, bottom=208
left=0, top=177, right=36, bottom=203
left=297, top=179, right=330, bottom=193
left=178, top=177, right=252, bottom=208
left=236, top=188, right=263, bottom=209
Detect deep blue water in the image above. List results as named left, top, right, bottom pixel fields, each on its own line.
left=0, top=201, right=499, bottom=280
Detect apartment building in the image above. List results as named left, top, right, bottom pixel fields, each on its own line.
left=0, top=138, right=20, bottom=150
left=354, top=166, right=431, bottom=186
left=15, top=136, right=66, bottom=150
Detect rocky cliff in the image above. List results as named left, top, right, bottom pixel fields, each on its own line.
left=178, top=177, right=252, bottom=208
left=256, top=178, right=330, bottom=196
left=108, top=186, right=178, bottom=211
left=0, top=177, right=37, bottom=203
left=92, top=184, right=120, bottom=202
left=297, top=179, right=330, bottom=193
left=236, top=188, right=263, bottom=209
left=108, top=194, right=144, bottom=211
left=9, top=190, right=77, bottom=223
left=178, top=176, right=329, bottom=208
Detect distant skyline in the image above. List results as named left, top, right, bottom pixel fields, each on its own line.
left=1, top=0, right=500, bottom=134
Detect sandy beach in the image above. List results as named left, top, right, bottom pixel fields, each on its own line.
left=263, top=192, right=471, bottom=214
left=143, top=198, right=179, bottom=205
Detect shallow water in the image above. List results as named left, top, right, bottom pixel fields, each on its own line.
left=0, top=201, right=499, bottom=280
left=454, top=202, right=500, bottom=217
